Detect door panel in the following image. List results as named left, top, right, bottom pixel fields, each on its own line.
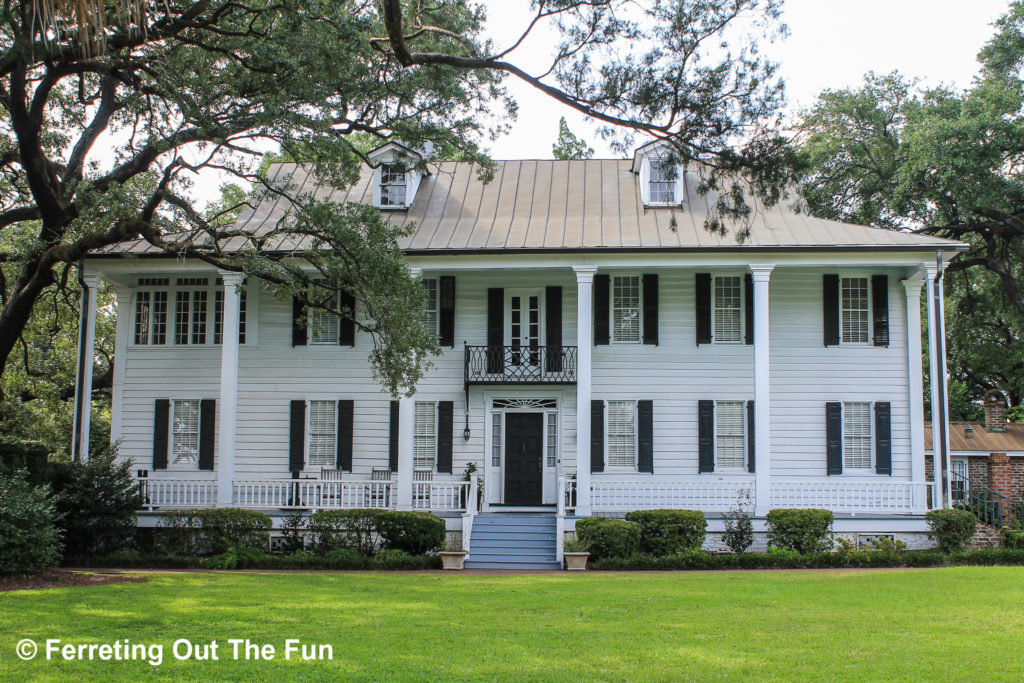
left=504, top=413, right=544, bottom=505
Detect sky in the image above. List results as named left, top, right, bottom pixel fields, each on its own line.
left=482, top=0, right=1012, bottom=159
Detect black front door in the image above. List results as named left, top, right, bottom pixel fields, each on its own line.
left=504, top=413, right=544, bottom=505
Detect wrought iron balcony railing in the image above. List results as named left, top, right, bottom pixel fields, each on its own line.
left=464, top=344, right=577, bottom=385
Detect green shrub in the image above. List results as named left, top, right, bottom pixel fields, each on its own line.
left=48, top=445, right=143, bottom=558
left=0, top=436, right=50, bottom=484
left=575, top=517, right=641, bottom=560
left=1001, top=527, right=1024, bottom=550
left=156, top=508, right=272, bottom=556
left=324, top=548, right=368, bottom=569
left=278, top=510, right=307, bottom=554
left=925, top=508, right=977, bottom=553
left=308, top=509, right=380, bottom=555
left=624, top=509, right=706, bottom=555
left=0, top=470, right=63, bottom=573
left=721, top=492, right=754, bottom=553
left=203, top=546, right=269, bottom=570
left=372, top=551, right=441, bottom=570
left=765, top=509, right=834, bottom=553
left=376, top=511, right=446, bottom=555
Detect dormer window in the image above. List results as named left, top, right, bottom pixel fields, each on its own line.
left=380, top=164, right=407, bottom=207
left=649, top=159, right=675, bottom=204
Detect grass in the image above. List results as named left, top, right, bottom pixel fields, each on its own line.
left=2, top=567, right=1023, bottom=681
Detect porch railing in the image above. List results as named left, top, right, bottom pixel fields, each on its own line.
left=411, top=480, right=471, bottom=512
left=590, top=478, right=752, bottom=512
left=139, top=479, right=216, bottom=508
left=769, top=479, right=933, bottom=514
left=465, top=344, right=577, bottom=385
left=951, top=471, right=1023, bottom=527
left=234, top=480, right=394, bottom=510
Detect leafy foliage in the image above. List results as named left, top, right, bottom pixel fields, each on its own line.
left=307, top=509, right=381, bottom=556
left=624, top=509, right=707, bottom=554
left=764, top=509, right=834, bottom=554
left=925, top=508, right=978, bottom=553
left=551, top=117, right=594, bottom=160
left=0, top=470, right=63, bottom=573
left=1002, top=527, right=1024, bottom=550
left=375, top=511, right=446, bottom=556
left=156, top=508, right=272, bottom=556
left=721, top=490, right=755, bottom=553
left=575, top=517, right=641, bottom=560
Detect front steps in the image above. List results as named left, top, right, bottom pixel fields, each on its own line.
left=464, top=512, right=561, bottom=570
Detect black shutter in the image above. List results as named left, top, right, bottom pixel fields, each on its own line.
left=388, top=401, right=399, bottom=472
left=339, top=289, right=355, bottom=346
left=698, top=400, right=714, bottom=473
left=289, top=400, right=306, bottom=473
left=437, top=401, right=454, bottom=473
left=153, top=399, right=169, bottom=470
left=826, top=402, right=843, bottom=475
left=747, top=400, right=755, bottom=473
left=487, top=288, right=504, bottom=373
left=545, top=286, right=563, bottom=372
left=291, top=297, right=307, bottom=346
left=744, top=273, right=754, bottom=345
left=594, top=274, right=610, bottom=345
left=872, top=274, right=889, bottom=347
left=337, top=400, right=354, bottom=472
left=439, top=276, right=456, bottom=347
left=696, top=273, right=712, bottom=345
left=638, top=400, right=654, bottom=473
left=590, top=400, right=605, bottom=473
left=198, top=399, right=216, bottom=471
left=875, top=401, right=892, bottom=475
left=642, top=274, right=658, bottom=345
left=823, top=274, right=840, bottom=346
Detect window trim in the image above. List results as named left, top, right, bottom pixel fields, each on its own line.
left=133, top=280, right=248, bottom=347
left=605, top=399, right=638, bottom=472
left=714, top=400, right=747, bottom=471
left=413, top=401, right=438, bottom=469
left=841, top=400, right=874, bottom=471
left=306, top=399, right=338, bottom=469
left=839, top=274, right=872, bottom=346
left=308, top=284, right=340, bottom=345
left=379, top=162, right=408, bottom=208
left=169, top=398, right=202, bottom=471
left=421, top=278, right=439, bottom=338
left=610, top=275, right=642, bottom=344
left=647, top=158, right=677, bottom=206
left=711, top=274, right=744, bottom=344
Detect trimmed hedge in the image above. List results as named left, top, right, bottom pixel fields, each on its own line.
left=925, top=508, right=977, bottom=553
left=376, top=511, right=446, bottom=555
left=625, top=509, right=707, bottom=555
left=307, top=509, right=380, bottom=555
left=575, top=517, right=641, bottom=560
left=156, top=508, right=272, bottom=556
left=0, top=471, right=63, bottom=574
left=1003, top=527, right=1024, bottom=550
left=765, top=508, right=834, bottom=553
left=70, top=550, right=442, bottom=571
left=590, top=548, right=1024, bottom=571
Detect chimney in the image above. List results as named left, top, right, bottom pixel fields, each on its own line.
left=984, top=390, right=1007, bottom=432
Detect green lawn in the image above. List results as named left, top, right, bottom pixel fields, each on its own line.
left=2, top=568, right=1023, bottom=681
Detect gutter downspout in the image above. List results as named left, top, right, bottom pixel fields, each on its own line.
left=932, top=253, right=952, bottom=507
left=70, top=262, right=90, bottom=462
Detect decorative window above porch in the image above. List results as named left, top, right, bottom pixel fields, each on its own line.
left=612, top=276, right=641, bottom=343
left=134, top=278, right=246, bottom=346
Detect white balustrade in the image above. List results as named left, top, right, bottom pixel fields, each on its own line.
left=590, top=478, right=752, bottom=512
left=411, top=481, right=471, bottom=512
left=141, top=479, right=216, bottom=508
left=233, top=479, right=395, bottom=510
left=770, top=480, right=935, bottom=514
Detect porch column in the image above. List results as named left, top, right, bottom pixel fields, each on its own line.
left=72, top=273, right=101, bottom=462
left=902, top=275, right=926, bottom=511
left=396, top=396, right=415, bottom=510
left=925, top=261, right=952, bottom=507
left=573, top=265, right=597, bottom=516
left=109, top=285, right=131, bottom=447
left=750, top=264, right=774, bottom=516
left=217, top=272, right=244, bottom=507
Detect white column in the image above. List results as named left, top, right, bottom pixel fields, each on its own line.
left=750, top=264, right=774, bottom=517
left=216, top=272, right=244, bottom=506
left=903, top=276, right=926, bottom=510
left=573, top=265, right=597, bottom=517
left=109, top=286, right=131, bottom=447
left=936, top=264, right=953, bottom=508
left=396, top=396, right=415, bottom=510
left=72, top=273, right=101, bottom=462
left=924, top=263, right=946, bottom=507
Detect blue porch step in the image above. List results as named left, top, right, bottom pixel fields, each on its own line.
left=464, top=512, right=561, bottom=570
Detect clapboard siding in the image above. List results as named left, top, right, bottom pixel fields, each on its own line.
left=114, top=266, right=915, bottom=483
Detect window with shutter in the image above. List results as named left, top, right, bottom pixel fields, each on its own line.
left=171, top=399, right=201, bottom=467
left=715, top=401, right=746, bottom=469
left=843, top=401, right=872, bottom=469
left=421, top=278, right=439, bottom=336
left=606, top=400, right=637, bottom=469
left=309, top=284, right=339, bottom=345
left=413, top=402, right=437, bottom=468
left=612, top=276, right=641, bottom=343
left=713, top=276, right=742, bottom=342
left=307, top=400, right=337, bottom=466
left=841, top=277, right=870, bottom=343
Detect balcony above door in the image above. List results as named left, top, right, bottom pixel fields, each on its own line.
left=465, top=345, right=577, bottom=386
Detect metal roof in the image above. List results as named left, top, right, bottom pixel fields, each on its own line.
left=95, top=160, right=966, bottom=256
left=926, top=422, right=1024, bottom=454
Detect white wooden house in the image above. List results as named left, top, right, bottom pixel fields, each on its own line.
left=74, top=142, right=966, bottom=566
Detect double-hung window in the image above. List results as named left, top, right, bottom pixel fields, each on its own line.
left=843, top=401, right=872, bottom=469
left=380, top=164, right=407, bottom=207
left=713, top=276, right=742, bottom=342
left=135, top=277, right=245, bottom=346
left=309, top=284, right=339, bottom=345
left=715, top=401, right=746, bottom=469
left=649, top=159, right=675, bottom=204
left=135, top=290, right=169, bottom=344
left=841, top=277, right=870, bottom=343
left=421, top=278, right=439, bottom=337
left=612, top=276, right=641, bottom=343
left=171, top=399, right=201, bottom=467
left=606, top=400, right=637, bottom=469
left=307, top=400, right=337, bottom=467
left=413, top=402, right=437, bottom=468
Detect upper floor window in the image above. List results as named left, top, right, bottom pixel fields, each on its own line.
left=310, top=288, right=339, bottom=345
left=421, top=278, right=438, bottom=336
left=713, top=276, right=742, bottom=343
left=649, top=159, right=675, bottom=204
left=307, top=400, right=337, bottom=467
left=134, top=277, right=246, bottom=346
left=612, top=275, right=641, bottom=343
left=843, top=401, right=872, bottom=469
left=841, top=277, right=869, bottom=343
left=380, top=163, right=406, bottom=207
left=715, top=401, right=746, bottom=469
left=606, top=400, right=637, bottom=469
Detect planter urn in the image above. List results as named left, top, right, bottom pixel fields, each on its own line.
left=439, top=551, right=468, bottom=570
left=563, top=552, right=590, bottom=571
